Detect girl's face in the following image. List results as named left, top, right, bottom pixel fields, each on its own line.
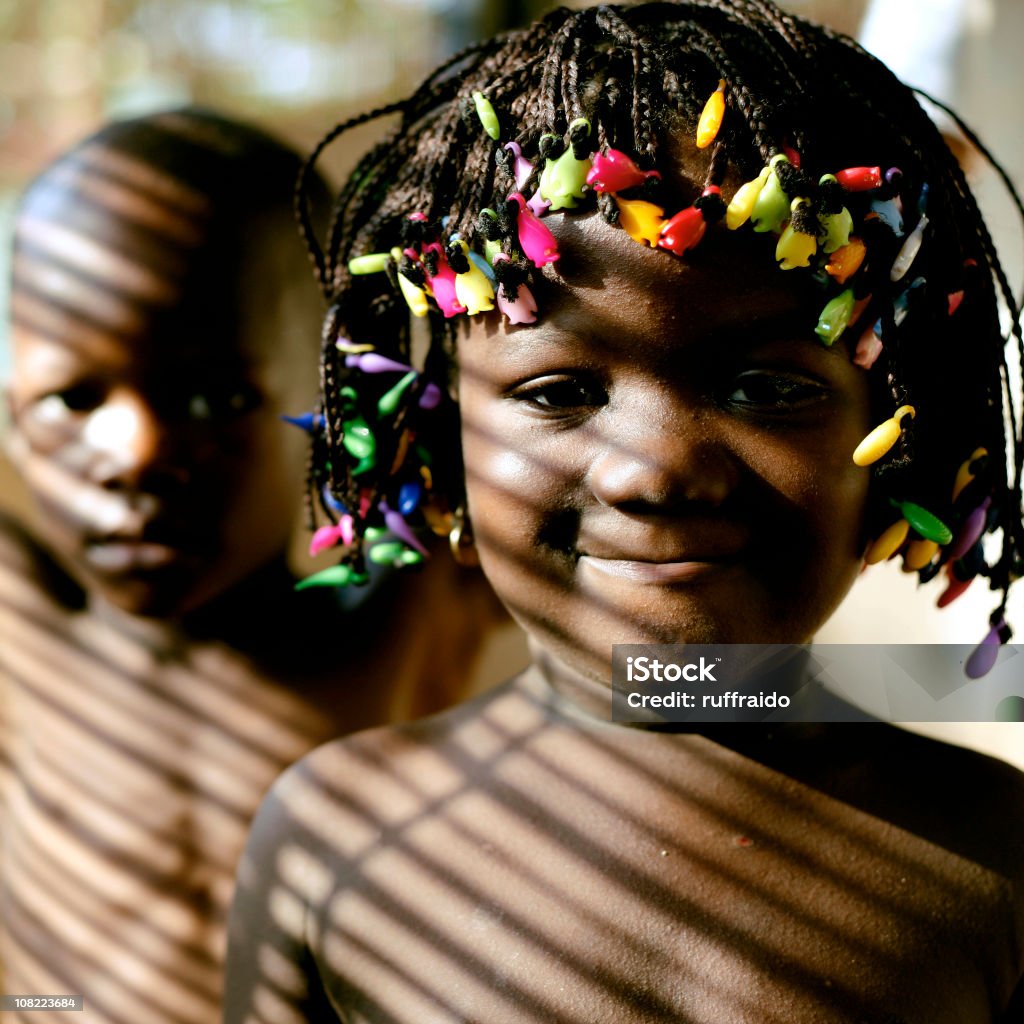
left=458, top=207, right=872, bottom=682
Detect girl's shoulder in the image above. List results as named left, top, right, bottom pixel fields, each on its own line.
left=826, top=723, right=1024, bottom=886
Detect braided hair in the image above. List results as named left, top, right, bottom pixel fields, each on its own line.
left=295, top=0, right=1024, bottom=658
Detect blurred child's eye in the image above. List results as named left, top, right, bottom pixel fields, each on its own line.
left=725, top=371, right=828, bottom=412
left=32, top=384, right=104, bottom=421
left=510, top=375, right=608, bottom=413
left=185, top=383, right=263, bottom=422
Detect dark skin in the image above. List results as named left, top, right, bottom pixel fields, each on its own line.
left=224, top=173, right=1024, bottom=1022
left=0, top=122, right=506, bottom=1024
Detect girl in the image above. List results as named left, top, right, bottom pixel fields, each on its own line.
left=225, top=3, right=1024, bottom=1021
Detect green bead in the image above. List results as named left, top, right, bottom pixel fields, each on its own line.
left=348, top=252, right=391, bottom=275
left=369, top=541, right=408, bottom=564
left=295, top=564, right=369, bottom=590
left=751, top=155, right=791, bottom=234
left=814, top=288, right=855, bottom=346
left=377, top=371, right=418, bottom=417
left=890, top=500, right=953, bottom=545
left=472, top=91, right=500, bottom=140
left=400, top=550, right=425, bottom=566
left=365, top=526, right=388, bottom=543
left=342, top=417, right=375, bottom=459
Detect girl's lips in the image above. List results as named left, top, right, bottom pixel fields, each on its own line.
left=577, top=555, right=739, bottom=583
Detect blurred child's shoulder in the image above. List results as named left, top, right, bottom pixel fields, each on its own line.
left=0, top=509, right=83, bottom=615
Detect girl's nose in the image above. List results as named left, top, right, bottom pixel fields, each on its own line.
left=585, top=396, right=739, bottom=510
left=82, top=393, right=173, bottom=489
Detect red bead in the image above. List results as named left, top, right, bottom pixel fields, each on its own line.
left=835, top=166, right=883, bottom=191
left=657, top=205, right=705, bottom=256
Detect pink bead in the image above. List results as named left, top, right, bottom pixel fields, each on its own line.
left=585, top=149, right=661, bottom=193
left=309, top=523, right=344, bottom=557
left=422, top=243, right=467, bottom=318
left=526, top=189, right=551, bottom=217
left=508, top=193, right=559, bottom=267
left=504, top=142, right=534, bottom=191
left=853, top=323, right=883, bottom=370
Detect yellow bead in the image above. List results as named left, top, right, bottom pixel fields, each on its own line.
left=903, top=539, right=939, bottom=572
left=615, top=197, right=666, bottom=246
left=865, top=519, right=909, bottom=564
left=852, top=405, right=915, bottom=467
left=451, top=240, right=495, bottom=315
left=726, top=166, right=770, bottom=230
left=696, top=80, right=726, bottom=149
left=776, top=200, right=817, bottom=269
left=952, top=447, right=988, bottom=501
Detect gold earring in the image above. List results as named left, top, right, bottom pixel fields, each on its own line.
left=449, top=505, right=480, bottom=567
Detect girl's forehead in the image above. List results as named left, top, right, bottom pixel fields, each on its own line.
left=535, top=204, right=812, bottom=338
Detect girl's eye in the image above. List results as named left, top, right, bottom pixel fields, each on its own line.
left=725, top=371, right=828, bottom=411
left=510, top=375, right=608, bottom=413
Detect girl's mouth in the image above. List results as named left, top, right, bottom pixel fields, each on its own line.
left=577, top=554, right=740, bottom=584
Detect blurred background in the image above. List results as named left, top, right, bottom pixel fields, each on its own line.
left=0, top=0, right=1021, bottom=763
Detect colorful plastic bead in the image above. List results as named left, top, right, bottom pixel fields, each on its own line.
left=503, top=142, right=534, bottom=191
left=585, top=148, right=661, bottom=193
left=852, top=404, right=915, bottom=466
left=696, top=79, right=726, bottom=149
left=725, top=165, right=771, bottom=230
left=965, top=620, right=1007, bottom=679
left=835, top=166, right=882, bottom=191
left=390, top=247, right=429, bottom=317
left=952, top=448, right=987, bottom=501
left=889, top=499, right=952, bottom=545
left=751, top=155, right=791, bottom=234
left=492, top=255, right=537, bottom=324
left=823, top=237, right=866, bottom=284
left=335, top=338, right=375, bottom=354
left=615, top=196, right=666, bottom=246
left=508, top=192, right=559, bottom=267
left=814, top=288, right=855, bottom=346
left=472, top=91, right=500, bottom=140
left=348, top=252, right=392, bottom=275
left=281, top=412, right=323, bottom=433
left=948, top=498, right=991, bottom=561
left=467, top=250, right=496, bottom=282
left=346, top=353, right=412, bottom=374
left=380, top=500, right=429, bottom=555
left=903, top=538, right=939, bottom=572
left=864, top=519, right=909, bottom=564
left=377, top=371, right=418, bottom=417
left=775, top=198, right=817, bottom=269
left=421, top=242, right=467, bottom=318
left=538, top=119, right=592, bottom=210
left=869, top=197, right=904, bottom=234
left=936, top=568, right=973, bottom=608
left=658, top=190, right=720, bottom=256
left=890, top=214, right=929, bottom=282
left=449, top=240, right=495, bottom=315
left=295, top=564, right=369, bottom=590
left=853, top=320, right=883, bottom=370
left=398, top=481, right=423, bottom=515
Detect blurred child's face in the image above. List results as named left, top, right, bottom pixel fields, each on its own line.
left=459, top=200, right=872, bottom=681
left=6, top=158, right=317, bottom=618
